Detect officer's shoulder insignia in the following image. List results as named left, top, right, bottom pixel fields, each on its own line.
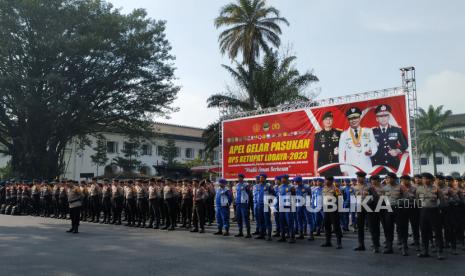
left=335, top=128, right=342, bottom=131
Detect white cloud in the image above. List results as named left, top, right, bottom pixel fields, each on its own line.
left=419, top=70, right=465, bottom=113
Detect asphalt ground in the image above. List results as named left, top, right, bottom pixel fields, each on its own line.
left=1, top=214, right=464, bottom=276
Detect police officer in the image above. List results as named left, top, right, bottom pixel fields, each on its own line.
left=381, top=172, right=401, bottom=254
left=163, top=179, right=177, bottom=231
left=214, top=179, right=232, bottom=236
left=416, top=173, right=445, bottom=260
left=367, top=175, right=384, bottom=253
left=136, top=180, right=149, bottom=228
left=110, top=180, right=123, bottom=225
left=67, top=181, right=83, bottom=234
left=234, top=174, right=252, bottom=238
left=101, top=179, right=112, bottom=224
left=89, top=180, right=101, bottom=223
left=180, top=179, right=193, bottom=228
left=353, top=171, right=369, bottom=251
left=192, top=179, right=208, bottom=233
left=253, top=174, right=273, bottom=241
left=59, top=182, right=68, bottom=219
left=277, top=174, right=296, bottom=243
left=371, top=104, right=408, bottom=174
left=124, top=181, right=136, bottom=227
left=339, top=107, right=378, bottom=176
left=314, top=111, right=342, bottom=177
left=398, top=175, right=420, bottom=256
left=311, top=178, right=324, bottom=236
left=294, top=176, right=310, bottom=240
left=320, top=175, right=342, bottom=249
left=272, top=175, right=282, bottom=238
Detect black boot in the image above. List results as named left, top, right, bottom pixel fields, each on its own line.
left=417, top=244, right=430, bottom=258
left=273, top=231, right=281, bottom=238
left=214, top=230, right=223, bottom=235
left=66, top=227, right=74, bottom=233
left=437, top=248, right=444, bottom=260
left=297, top=231, right=304, bottom=240
left=336, top=238, right=342, bottom=249
left=321, top=238, right=332, bottom=247
left=223, top=230, right=230, bottom=236
left=235, top=230, right=244, bottom=237
left=401, top=242, right=409, bottom=256
left=73, top=226, right=79, bottom=234
left=307, top=232, right=315, bottom=241
left=354, top=243, right=366, bottom=251
left=266, top=231, right=272, bottom=241
left=245, top=228, right=252, bottom=238
left=383, top=242, right=393, bottom=254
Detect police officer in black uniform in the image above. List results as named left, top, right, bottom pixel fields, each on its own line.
left=314, top=111, right=342, bottom=177
left=371, top=104, right=408, bottom=174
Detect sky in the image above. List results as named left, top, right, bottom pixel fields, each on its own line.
left=109, top=0, right=465, bottom=128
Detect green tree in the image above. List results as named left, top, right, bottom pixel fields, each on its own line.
left=90, top=136, right=108, bottom=177
left=215, top=0, right=288, bottom=105
left=417, top=105, right=465, bottom=175
left=160, top=139, right=178, bottom=166
left=0, top=0, right=178, bottom=179
left=112, top=137, right=142, bottom=173
left=203, top=51, right=318, bottom=151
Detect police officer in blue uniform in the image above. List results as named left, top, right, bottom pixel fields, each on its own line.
left=294, top=176, right=311, bottom=240
left=371, top=104, right=408, bottom=174
left=277, top=174, right=296, bottom=243
left=234, top=174, right=252, bottom=238
left=272, top=175, right=282, bottom=238
left=214, top=179, right=232, bottom=236
left=253, top=174, right=273, bottom=241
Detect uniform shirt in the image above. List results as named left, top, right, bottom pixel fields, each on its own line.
left=215, top=187, right=232, bottom=207
left=295, top=184, right=311, bottom=207
left=339, top=127, right=378, bottom=176
left=136, top=185, right=147, bottom=199
left=311, top=186, right=323, bottom=210
left=447, top=187, right=462, bottom=206
left=125, top=186, right=135, bottom=199
left=111, top=185, right=123, bottom=198
left=383, top=183, right=402, bottom=207
left=67, top=187, right=82, bottom=208
left=181, top=185, right=192, bottom=199
left=234, top=182, right=250, bottom=204
left=278, top=183, right=295, bottom=208
left=416, top=185, right=441, bottom=208
left=59, top=187, right=67, bottom=198
left=399, top=185, right=417, bottom=206
left=89, top=184, right=100, bottom=197
left=148, top=186, right=157, bottom=199
left=371, top=125, right=408, bottom=169
left=163, top=186, right=173, bottom=199
left=102, top=186, right=111, bottom=198
left=193, top=187, right=207, bottom=202
left=31, top=185, right=39, bottom=196
left=314, top=128, right=342, bottom=167
left=438, top=185, right=450, bottom=208
left=322, top=185, right=340, bottom=209
left=253, top=182, right=272, bottom=205
left=52, top=185, right=60, bottom=197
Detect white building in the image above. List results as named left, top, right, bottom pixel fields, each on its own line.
left=60, top=122, right=218, bottom=180
left=419, top=113, right=465, bottom=177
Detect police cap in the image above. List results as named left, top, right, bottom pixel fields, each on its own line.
left=356, top=171, right=367, bottom=177
left=345, top=107, right=362, bottom=119
left=375, top=104, right=392, bottom=115
left=322, top=111, right=334, bottom=120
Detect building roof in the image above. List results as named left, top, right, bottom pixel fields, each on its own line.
left=152, top=122, right=205, bottom=142
left=445, top=113, right=465, bottom=128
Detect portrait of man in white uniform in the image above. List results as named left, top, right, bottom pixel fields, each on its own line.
left=338, top=107, right=378, bottom=176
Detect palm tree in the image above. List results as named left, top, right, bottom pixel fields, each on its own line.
left=417, top=105, right=464, bottom=174
left=215, top=0, right=289, bottom=105
left=203, top=51, right=318, bottom=151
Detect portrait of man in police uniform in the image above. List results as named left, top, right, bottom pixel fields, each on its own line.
left=338, top=107, right=378, bottom=176
left=371, top=104, right=408, bottom=174
left=313, top=111, right=342, bottom=177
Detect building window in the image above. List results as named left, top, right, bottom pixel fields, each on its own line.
left=198, top=149, right=205, bottom=159
left=106, top=141, right=118, bottom=154
left=157, top=145, right=164, bottom=156
left=175, top=147, right=180, bottom=158
left=185, top=148, right=194, bottom=159
left=435, top=157, right=444, bottom=165
left=141, top=144, right=152, bottom=156
left=420, top=157, right=429, bottom=166
left=449, top=156, right=460, bottom=165
left=213, top=150, right=219, bottom=161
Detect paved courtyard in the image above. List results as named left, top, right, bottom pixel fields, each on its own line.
left=0, top=215, right=464, bottom=276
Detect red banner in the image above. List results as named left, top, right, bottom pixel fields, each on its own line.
left=222, top=94, right=412, bottom=180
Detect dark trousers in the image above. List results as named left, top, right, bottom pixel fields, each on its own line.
left=53, top=196, right=60, bottom=216
left=181, top=198, right=193, bottom=227
left=446, top=205, right=461, bottom=248
left=324, top=211, right=342, bottom=242
left=111, top=197, right=123, bottom=223
left=193, top=201, right=206, bottom=230
left=398, top=207, right=420, bottom=246
left=90, top=196, right=101, bottom=221
left=137, top=198, right=148, bottom=225
left=70, top=207, right=81, bottom=230
left=32, top=195, right=40, bottom=215
left=126, top=198, right=136, bottom=225
left=356, top=210, right=366, bottom=245
left=80, top=198, right=88, bottom=220
left=102, top=197, right=111, bottom=222
left=165, top=198, right=177, bottom=228
left=420, top=208, right=444, bottom=250
left=381, top=208, right=398, bottom=246
left=59, top=197, right=68, bottom=218
left=148, top=198, right=161, bottom=227
left=368, top=212, right=381, bottom=248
